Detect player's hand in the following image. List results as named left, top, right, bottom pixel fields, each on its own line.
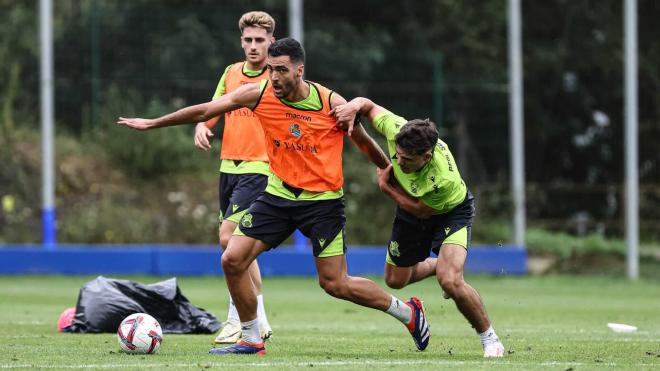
left=376, top=164, right=394, bottom=192
left=116, top=117, right=153, bottom=131
left=329, top=102, right=359, bottom=136
left=193, top=122, right=214, bottom=151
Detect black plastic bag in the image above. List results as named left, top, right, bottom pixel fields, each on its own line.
left=69, top=276, right=221, bottom=334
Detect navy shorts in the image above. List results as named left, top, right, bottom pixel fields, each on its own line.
left=387, top=191, right=475, bottom=267
left=235, top=192, right=346, bottom=257
left=219, top=172, right=268, bottom=223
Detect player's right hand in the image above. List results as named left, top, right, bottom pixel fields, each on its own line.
left=376, top=164, right=394, bottom=191
left=194, top=122, right=214, bottom=151
left=117, top=117, right=153, bottom=130
left=329, top=102, right=359, bottom=136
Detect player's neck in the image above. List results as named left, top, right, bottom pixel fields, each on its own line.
left=284, top=79, right=309, bottom=102
left=245, top=60, right=266, bottom=71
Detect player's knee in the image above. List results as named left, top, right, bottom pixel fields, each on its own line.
left=318, top=277, right=347, bottom=298
left=437, top=273, right=462, bottom=298
left=221, top=251, right=246, bottom=276
left=384, top=274, right=407, bottom=289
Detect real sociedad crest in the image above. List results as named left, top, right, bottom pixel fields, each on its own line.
left=290, top=123, right=302, bottom=138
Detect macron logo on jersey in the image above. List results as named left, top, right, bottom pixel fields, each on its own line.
left=285, top=112, right=312, bottom=122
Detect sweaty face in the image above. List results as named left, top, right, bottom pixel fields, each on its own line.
left=240, top=27, right=273, bottom=66
left=394, top=145, right=431, bottom=173
left=267, top=55, right=303, bottom=99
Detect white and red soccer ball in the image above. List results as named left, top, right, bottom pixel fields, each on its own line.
left=117, top=313, right=163, bottom=354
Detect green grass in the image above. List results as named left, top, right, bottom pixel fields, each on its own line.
left=1, top=275, right=659, bottom=370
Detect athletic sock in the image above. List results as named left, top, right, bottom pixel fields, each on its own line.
left=240, top=318, right=262, bottom=345
left=256, top=294, right=270, bottom=328
left=479, top=325, right=499, bottom=345
left=227, top=296, right=240, bottom=322
left=385, top=295, right=412, bottom=324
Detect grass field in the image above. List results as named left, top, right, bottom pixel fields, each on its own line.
left=1, top=275, right=659, bottom=370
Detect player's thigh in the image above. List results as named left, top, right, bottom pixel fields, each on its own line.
left=314, top=254, right=348, bottom=283
left=436, top=243, right=468, bottom=280
left=223, top=235, right=271, bottom=272
left=384, top=263, right=414, bottom=288
left=218, top=220, right=238, bottom=250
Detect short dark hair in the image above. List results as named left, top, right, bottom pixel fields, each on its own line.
left=268, top=37, right=305, bottom=63
left=395, top=119, right=439, bottom=155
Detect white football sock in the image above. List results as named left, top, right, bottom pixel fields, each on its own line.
left=479, top=325, right=499, bottom=345
left=385, top=296, right=412, bottom=324
left=240, top=318, right=262, bottom=344
left=227, top=296, right=240, bottom=322
left=256, top=294, right=270, bottom=327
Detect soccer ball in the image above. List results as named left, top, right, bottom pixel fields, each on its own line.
left=117, top=313, right=163, bottom=354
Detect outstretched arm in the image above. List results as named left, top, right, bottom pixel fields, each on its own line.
left=117, top=82, right=261, bottom=130
left=329, top=93, right=389, bottom=169
left=377, top=165, right=435, bottom=219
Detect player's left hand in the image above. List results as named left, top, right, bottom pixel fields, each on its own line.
left=117, top=117, right=153, bottom=130
left=194, top=122, right=214, bottom=151
left=329, top=102, right=359, bottom=136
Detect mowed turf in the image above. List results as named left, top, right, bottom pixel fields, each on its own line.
left=1, top=274, right=659, bottom=370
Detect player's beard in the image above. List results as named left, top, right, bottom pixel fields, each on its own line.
left=273, top=79, right=295, bottom=99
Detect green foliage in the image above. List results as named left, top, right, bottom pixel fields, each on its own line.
left=57, top=185, right=218, bottom=244
left=0, top=129, right=41, bottom=243
left=526, top=228, right=625, bottom=258
left=0, top=1, right=39, bottom=131
left=97, top=85, right=215, bottom=178
left=473, top=220, right=660, bottom=260
left=2, top=0, right=660, bottom=243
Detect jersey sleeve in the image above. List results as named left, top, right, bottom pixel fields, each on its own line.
left=371, top=111, right=408, bottom=141
left=211, top=65, right=232, bottom=100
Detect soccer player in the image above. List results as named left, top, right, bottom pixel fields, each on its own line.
left=118, top=38, right=431, bottom=355
left=192, top=11, right=275, bottom=345
left=331, top=97, right=506, bottom=358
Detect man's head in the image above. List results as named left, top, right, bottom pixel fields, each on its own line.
left=394, top=119, right=439, bottom=173
left=238, top=11, right=276, bottom=66
left=267, top=38, right=305, bottom=98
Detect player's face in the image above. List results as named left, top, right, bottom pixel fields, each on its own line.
left=267, top=55, right=303, bottom=99
left=240, top=27, right=273, bottom=66
left=394, top=145, right=432, bottom=173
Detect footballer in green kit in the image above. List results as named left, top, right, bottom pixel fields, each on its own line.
left=331, top=97, right=506, bottom=358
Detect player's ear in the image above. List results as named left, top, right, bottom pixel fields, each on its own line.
left=297, top=63, right=304, bottom=78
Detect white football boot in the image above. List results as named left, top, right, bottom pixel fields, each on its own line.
left=259, top=322, right=273, bottom=342
left=214, top=319, right=242, bottom=344
left=483, top=339, right=505, bottom=357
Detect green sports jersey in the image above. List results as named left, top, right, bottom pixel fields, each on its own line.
left=213, top=63, right=271, bottom=176
left=258, top=79, right=343, bottom=201
left=372, top=111, right=467, bottom=214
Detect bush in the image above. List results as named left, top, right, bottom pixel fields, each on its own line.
left=96, top=85, right=215, bottom=178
